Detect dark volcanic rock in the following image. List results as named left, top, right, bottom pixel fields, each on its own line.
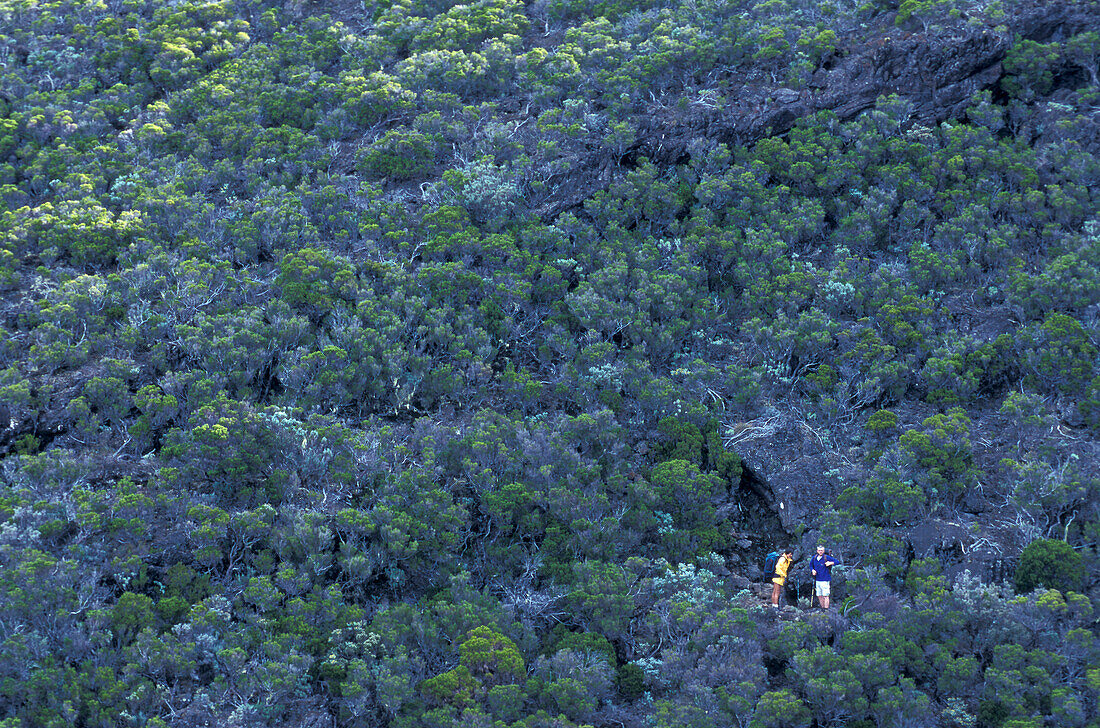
left=731, top=412, right=861, bottom=532
left=903, top=519, right=971, bottom=559
left=638, top=28, right=1005, bottom=160
left=539, top=0, right=1100, bottom=220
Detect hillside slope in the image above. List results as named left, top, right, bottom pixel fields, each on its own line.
left=1, top=0, right=1099, bottom=726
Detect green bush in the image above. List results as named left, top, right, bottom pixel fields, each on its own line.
left=276, top=246, right=358, bottom=320
left=617, top=663, right=645, bottom=699
left=837, top=473, right=926, bottom=526
left=750, top=689, right=812, bottom=728
left=867, top=409, right=898, bottom=434
left=1080, top=376, right=1100, bottom=430
left=409, top=0, right=528, bottom=52
left=1014, top=539, right=1084, bottom=594
left=13, top=199, right=146, bottom=266
left=551, top=630, right=617, bottom=667
left=161, top=396, right=292, bottom=505
left=898, top=407, right=976, bottom=505
left=1019, top=313, right=1097, bottom=395
left=356, top=128, right=436, bottom=179
left=1002, top=39, right=1062, bottom=101
left=339, top=71, right=416, bottom=127
left=655, top=416, right=704, bottom=465
left=648, top=459, right=726, bottom=556
left=459, top=625, right=524, bottom=685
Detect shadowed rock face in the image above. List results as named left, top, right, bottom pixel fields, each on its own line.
left=638, top=27, right=1009, bottom=163
left=730, top=412, right=859, bottom=534
left=539, top=0, right=1100, bottom=220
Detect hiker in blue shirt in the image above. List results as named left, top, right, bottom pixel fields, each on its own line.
left=810, top=545, right=836, bottom=610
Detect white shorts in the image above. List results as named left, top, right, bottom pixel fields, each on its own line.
left=815, top=581, right=830, bottom=597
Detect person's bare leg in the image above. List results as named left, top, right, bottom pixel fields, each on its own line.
left=771, top=583, right=781, bottom=607
left=821, top=595, right=829, bottom=610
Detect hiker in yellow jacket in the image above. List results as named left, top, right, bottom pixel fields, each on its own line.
left=771, top=548, right=794, bottom=608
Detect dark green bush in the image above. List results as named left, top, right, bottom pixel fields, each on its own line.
left=1014, top=538, right=1084, bottom=594
left=617, top=663, right=645, bottom=699
left=655, top=416, right=704, bottom=465
left=1019, top=312, right=1097, bottom=395
left=356, top=128, right=436, bottom=179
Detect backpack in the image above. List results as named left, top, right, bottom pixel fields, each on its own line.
left=763, top=551, right=779, bottom=581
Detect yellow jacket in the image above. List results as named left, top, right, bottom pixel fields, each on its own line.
left=773, top=554, right=792, bottom=585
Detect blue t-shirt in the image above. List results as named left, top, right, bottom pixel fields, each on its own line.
left=811, top=554, right=834, bottom=582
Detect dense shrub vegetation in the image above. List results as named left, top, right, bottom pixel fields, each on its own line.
left=0, top=0, right=1098, bottom=726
